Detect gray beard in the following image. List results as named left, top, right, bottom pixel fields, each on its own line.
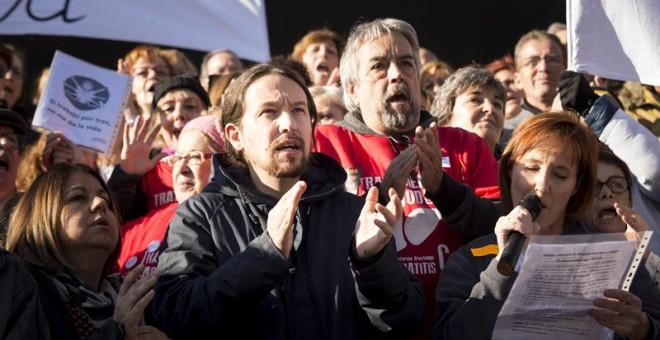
left=381, top=100, right=419, bottom=131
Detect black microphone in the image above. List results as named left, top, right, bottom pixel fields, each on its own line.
left=497, top=194, right=542, bottom=276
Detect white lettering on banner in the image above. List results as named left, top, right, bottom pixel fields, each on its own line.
left=154, top=191, right=175, bottom=208
left=124, top=240, right=160, bottom=279
left=404, top=190, right=426, bottom=205
left=398, top=245, right=450, bottom=275
left=0, top=1, right=270, bottom=62
left=359, top=176, right=382, bottom=191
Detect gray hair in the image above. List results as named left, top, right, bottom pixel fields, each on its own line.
left=309, top=85, right=345, bottom=108
left=430, top=67, right=506, bottom=125
left=340, top=18, right=421, bottom=112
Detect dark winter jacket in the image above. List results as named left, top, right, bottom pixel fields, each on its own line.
left=0, top=249, right=50, bottom=339
left=149, top=153, right=425, bottom=339
left=432, top=179, right=660, bottom=340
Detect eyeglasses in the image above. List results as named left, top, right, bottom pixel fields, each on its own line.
left=167, top=151, right=214, bottom=167
left=594, top=176, right=629, bottom=196
left=520, top=55, right=562, bottom=69
left=0, top=132, right=20, bottom=150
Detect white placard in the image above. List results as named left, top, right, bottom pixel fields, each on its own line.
left=32, top=50, right=130, bottom=156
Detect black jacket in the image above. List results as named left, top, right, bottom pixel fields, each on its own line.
left=0, top=250, right=50, bottom=339
left=149, top=153, right=425, bottom=339
left=432, top=179, right=660, bottom=340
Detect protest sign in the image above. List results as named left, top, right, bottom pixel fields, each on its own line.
left=33, top=50, right=130, bottom=156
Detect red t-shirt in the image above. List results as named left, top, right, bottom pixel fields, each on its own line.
left=314, top=124, right=500, bottom=337
left=117, top=202, right=178, bottom=277
left=141, top=161, right=175, bottom=212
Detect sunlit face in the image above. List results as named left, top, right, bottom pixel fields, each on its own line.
left=348, top=32, right=421, bottom=135
left=59, top=171, right=119, bottom=259
left=450, top=86, right=504, bottom=150
left=156, top=89, right=206, bottom=149
left=514, top=39, right=564, bottom=106
left=494, top=68, right=523, bottom=119
left=509, top=144, right=578, bottom=235
left=0, top=125, right=20, bottom=195
left=131, top=57, right=170, bottom=111
left=313, top=96, right=346, bottom=125
left=301, top=42, right=339, bottom=86
left=226, top=74, right=312, bottom=181
left=593, top=162, right=630, bottom=233
left=171, top=130, right=215, bottom=202
left=0, top=54, right=24, bottom=109
left=423, top=69, right=449, bottom=101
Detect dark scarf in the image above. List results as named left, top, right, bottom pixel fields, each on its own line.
left=45, top=270, right=122, bottom=339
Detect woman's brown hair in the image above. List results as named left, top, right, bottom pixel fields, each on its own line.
left=6, top=164, right=121, bottom=276
left=498, top=111, right=598, bottom=224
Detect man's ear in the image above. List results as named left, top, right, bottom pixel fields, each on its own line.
left=224, top=123, right=243, bottom=152
left=345, top=81, right=359, bottom=107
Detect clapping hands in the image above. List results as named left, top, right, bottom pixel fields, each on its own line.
left=354, top=186, right=403, bottom=260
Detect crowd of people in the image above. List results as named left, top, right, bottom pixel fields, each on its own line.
left=0, top=15, right=659, bottom=340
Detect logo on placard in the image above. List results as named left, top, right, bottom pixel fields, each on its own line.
left=63, top=76, right=109, bottom=111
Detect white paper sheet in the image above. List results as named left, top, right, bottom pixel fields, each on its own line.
left=492, top=232, right=651, bottom=340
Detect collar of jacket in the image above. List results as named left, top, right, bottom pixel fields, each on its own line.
left=336, top=109, right=437, bottom=138
left=208, top=152, right=347, bottom=206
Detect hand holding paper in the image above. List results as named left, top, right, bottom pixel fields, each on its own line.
left=32, top=51, right=131, bottom=156
left=589, top=289, right=650, bottom=340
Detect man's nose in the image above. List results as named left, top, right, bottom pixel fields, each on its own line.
left=277, top=111, right=296, bottom=133
left=388, top=62, right=404, bottom=82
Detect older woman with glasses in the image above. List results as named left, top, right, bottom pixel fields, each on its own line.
left=117, top=115, right=223, bottom=277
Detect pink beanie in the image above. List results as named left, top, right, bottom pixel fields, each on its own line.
left=180, top=115, right=224, bottom=151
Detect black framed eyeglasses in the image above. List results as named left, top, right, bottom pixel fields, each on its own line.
left=594, top=175, right=629, bottom=196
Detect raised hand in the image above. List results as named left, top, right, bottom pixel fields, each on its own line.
left=589, top=289, right=650, bottom=340
left=414, top=122, right=444, bottom=195
left=325, top=67, right=341, bottom=87
left=615, top=202, right=649, bottom=233
left=120, top=115, right=166, bottom=175
left=354, top=187, right=403, bottom=260
left=266, top=181, right=307, bottom=259
left=114, top=265, right=160, bottom=339
left=381, top=144, right=418, bottom=199
left=117, top=58, right=129, bottom=75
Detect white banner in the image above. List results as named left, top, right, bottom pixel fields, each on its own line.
left=567, top=0, right=660, bottom=86
left=0, top=0, right=270, bottom=62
